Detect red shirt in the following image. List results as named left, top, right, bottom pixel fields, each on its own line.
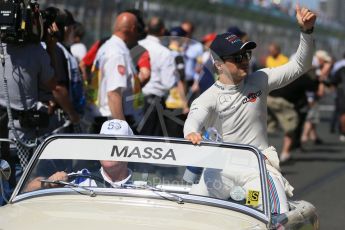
left=137, top=50, right=150, bottom=70
left=82, top=40, right=101, bottom=67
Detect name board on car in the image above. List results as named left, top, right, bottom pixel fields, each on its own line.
left=111, top=145, right=176, bottom=161
left=40, top=137, right=259, bottom=169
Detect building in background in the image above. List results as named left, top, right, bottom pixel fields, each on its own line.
left=320, top=0, right=345, bottom=25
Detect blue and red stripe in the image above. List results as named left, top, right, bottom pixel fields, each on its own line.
left=267, top=174, right=280, bottom=214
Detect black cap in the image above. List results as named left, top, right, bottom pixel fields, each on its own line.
left=55, top=9, right=76, bottom=28
left=227, top=26, right=246, bottom=37
left=170, top=27, right=187, bottom=37
left=210, top=32, right=256, bottom=60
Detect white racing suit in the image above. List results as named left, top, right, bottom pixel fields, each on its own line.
left=184, top=32, right=314, bottom=214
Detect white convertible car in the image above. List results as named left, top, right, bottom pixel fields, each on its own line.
left=0, top=135, right=319, bottom=229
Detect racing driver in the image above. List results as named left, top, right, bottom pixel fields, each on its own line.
left=184, top=5, right=316, bottom=214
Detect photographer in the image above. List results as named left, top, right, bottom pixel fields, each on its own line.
left=39, top=7, right=84, bottom=133
left=54, top=8, right=85, bottom=118
left=0, top=3, right=78, bottom=189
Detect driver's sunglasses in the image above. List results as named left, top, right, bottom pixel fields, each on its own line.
left=222, top=51, right=252, bottom=63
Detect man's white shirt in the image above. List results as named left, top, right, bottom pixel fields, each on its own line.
left=94, top=35, right=136, bottom=117
left=139, top=35, right=177, bottom=97
left=74, top=168, right=132, bottom=187
left=71, top=42, right=87, bottom=62
left=184, top=41, right=204, bottom=82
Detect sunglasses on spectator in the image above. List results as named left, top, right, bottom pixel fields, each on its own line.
left=222, top=51, right=252, bottom=63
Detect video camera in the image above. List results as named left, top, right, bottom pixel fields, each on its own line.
left=0, top=0, right=55, bottom=43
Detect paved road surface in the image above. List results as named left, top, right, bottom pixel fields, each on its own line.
left=269, top=108, right=345, bottom=229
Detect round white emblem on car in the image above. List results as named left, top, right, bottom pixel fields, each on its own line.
left=230, top=186, right=246, bottom=201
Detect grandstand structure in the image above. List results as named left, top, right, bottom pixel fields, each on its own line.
left=40, top=0, right=345, bottom=59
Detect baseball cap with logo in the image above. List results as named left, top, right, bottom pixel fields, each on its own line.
left=170, top=26, right=187, bottom=37
left=210, top=32, right=256, bottom=61
left=315, top=50, right=332, bottom=63
left=227, top=26, right=246, bottom=38
left=100, top=119, right=134, bottom=136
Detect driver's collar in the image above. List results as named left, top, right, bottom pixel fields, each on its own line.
left=215, top=80, right=244, bottom=93
left=100, top=168, right=132, bottom=187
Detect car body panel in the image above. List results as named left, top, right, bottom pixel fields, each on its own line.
left=0, top=194, right=266, bottom=230
left=1, top=135, right=319, bottom=229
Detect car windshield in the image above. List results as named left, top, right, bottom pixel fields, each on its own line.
left=17, top=135, right=268, bottom=215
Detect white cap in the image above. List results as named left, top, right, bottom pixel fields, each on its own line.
left=100, top=119, right=134, bottom=136
left=315, top=50, right=332, bottom=63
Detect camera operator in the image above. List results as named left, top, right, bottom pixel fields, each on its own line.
left=54, top=8, right=85, bottom=119
left=40, top=7, right=86, bottom=131
left=39, top=7, right=84, bottom=134
left=0, top=12, right=78, bottom=189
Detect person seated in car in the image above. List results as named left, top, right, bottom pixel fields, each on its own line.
left=24, top=119, right=133, bottom=192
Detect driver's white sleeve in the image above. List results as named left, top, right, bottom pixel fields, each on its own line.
left=263, top=33, right=315, bottom=92
left=183, top=99, right=211, bottom=137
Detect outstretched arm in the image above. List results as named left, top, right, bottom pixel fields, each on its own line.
left=265, top=4, right=317, bottom=92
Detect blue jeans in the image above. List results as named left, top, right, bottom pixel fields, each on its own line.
left=0, top=163, right=22, bottom=206
left=15, top=163, right=23, bottom=183
left=0, top=178, right=11, bottom=206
